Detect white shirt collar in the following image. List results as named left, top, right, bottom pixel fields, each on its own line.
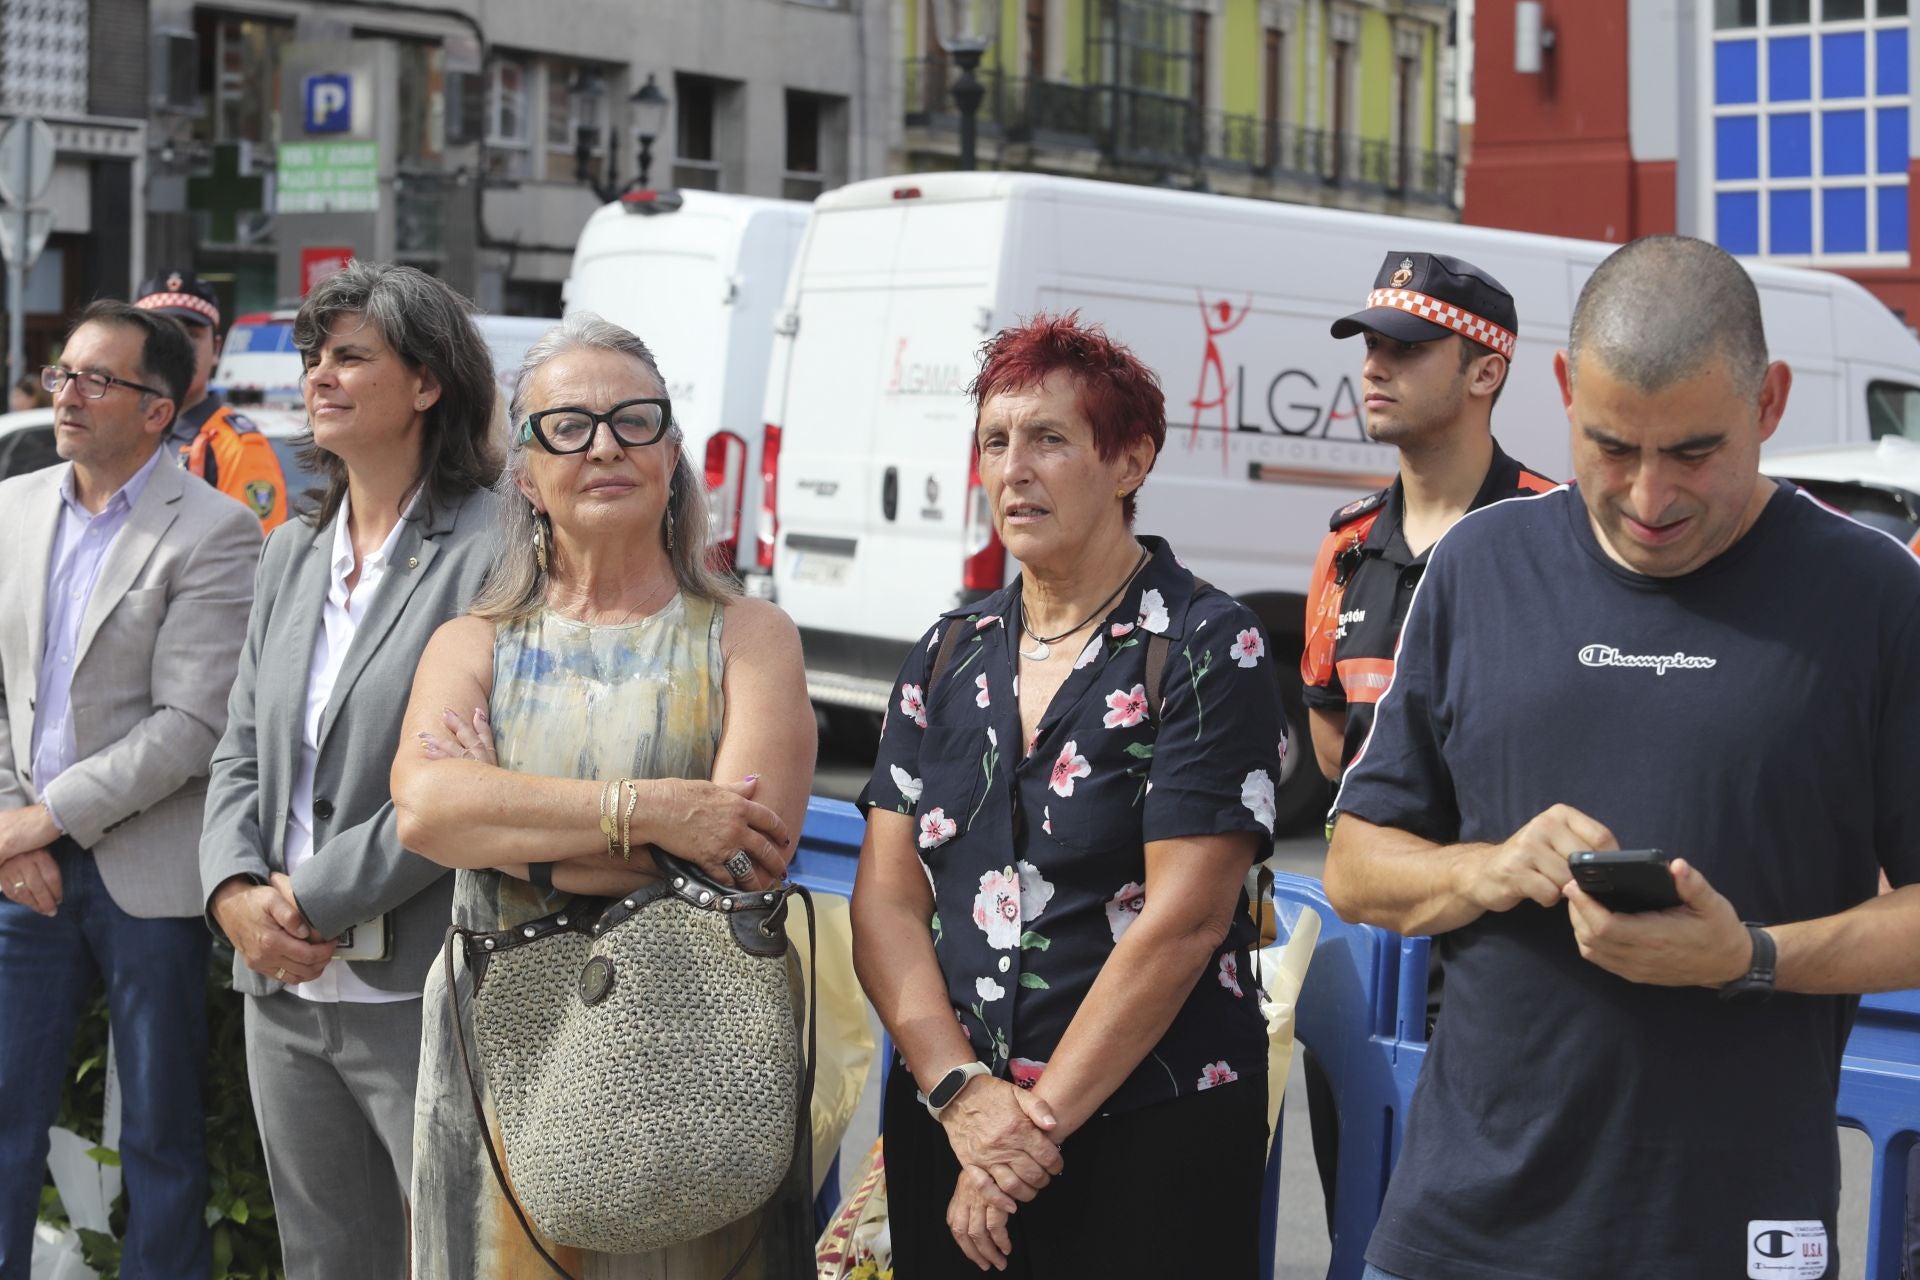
left=329, top=489, right=420, bottom=587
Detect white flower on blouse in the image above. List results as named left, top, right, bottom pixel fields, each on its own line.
left=1105, top=882, right=1146, bottom=942
left=1016, top=859, right=1055, bottom=923
left=899, top=682, right=928, bottom=729
left=1229, top=627, right=1266, bottom=668
left=1241, top=769, right=1276, bottom=834
left=1074, top=635, right=1103, bottom=669
left=918, top=807, right=958, bottom=849
left=1137, top=588, right=1169, bottom=634
left=975, top=976, right=1006, bottom=1002
left=972, top=867, right=1022, bottom=949
left=976, top=673, right=991, bottom=708
left=891, top=765, right=924, bottom=806
left=1197, top=1060, right=1239, bottom=1090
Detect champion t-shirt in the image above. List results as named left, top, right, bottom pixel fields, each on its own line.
left=1335, top=481, right=1920, bottom=1280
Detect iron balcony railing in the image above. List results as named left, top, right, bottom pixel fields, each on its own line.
left=903, top=58, right=1456, bottom=205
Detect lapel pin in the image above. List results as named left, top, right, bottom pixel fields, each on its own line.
left=407, top=556, right=419, bottom=569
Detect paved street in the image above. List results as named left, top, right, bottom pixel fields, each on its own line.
left=813, top=720, right=1876, bottom=1278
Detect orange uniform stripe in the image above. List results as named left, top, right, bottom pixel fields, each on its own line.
left=1334, top=657, right=1396, bottom=705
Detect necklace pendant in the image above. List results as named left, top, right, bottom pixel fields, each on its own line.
left=1020, top=640, right=1050, bottom=662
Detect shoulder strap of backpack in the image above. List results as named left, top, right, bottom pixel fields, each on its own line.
left=1147, top=578, right=1211, bottom=718
left=927, top=618, right=967, bottom=697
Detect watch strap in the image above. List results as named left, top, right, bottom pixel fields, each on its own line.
left=1718, top=923, right=1777, bottom=1001
left=924, top=1061, right=991, bottom=1118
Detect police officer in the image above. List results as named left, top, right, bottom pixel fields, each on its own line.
left=135, top=271, right=288, bottom=532
left=1297, top=251, right=1554, bottom=1232
left=1301, top=252, right=1554, bottom=781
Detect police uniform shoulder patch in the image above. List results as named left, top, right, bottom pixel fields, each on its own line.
left=243, top=479, right=279, bottom=519
left=225, top=411, right=260, bottom=436
left=1329, top=487, right=1390, bottom=530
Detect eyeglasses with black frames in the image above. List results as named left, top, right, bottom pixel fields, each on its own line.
left=517, top=399, right=673, bottom=455
left=42, top=365, right=169, bottom=401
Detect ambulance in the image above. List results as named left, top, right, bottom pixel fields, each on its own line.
left=564, top=189, right=809, bottom=581
left=760, top=171, right=1920, bottom=831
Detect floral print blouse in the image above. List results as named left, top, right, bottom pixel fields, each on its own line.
left=860, top=536, right=1286, bottom=1115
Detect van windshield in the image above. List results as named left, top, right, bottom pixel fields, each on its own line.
left=1867, top=380, right=1920, bottom=440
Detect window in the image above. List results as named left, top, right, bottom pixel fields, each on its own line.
left=1868, top=379, right=1920, bottom=438
left=393, top=39, right=446, bottom=166
left=784, top=89, right=848, bottom=200
left=675, top=73, right=743, bottom=192
left=193, top=12, right=294, bottom=146
left=544, top=63, right=607, bottom=182
left=488, top=56, right=532, bottom=178
left=1708, top=0, right=1910, bottom=264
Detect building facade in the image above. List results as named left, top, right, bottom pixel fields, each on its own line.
left=1463, top=0, right=1920, bottom=322
left=137, top=0, right=893, bottom=316
left=897, top=0, right=1461, bottom=219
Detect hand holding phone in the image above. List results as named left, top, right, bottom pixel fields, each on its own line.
left=1568, top=849, right=1684, bottom=913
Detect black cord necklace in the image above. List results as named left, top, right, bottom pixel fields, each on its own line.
left=1018, top=547, right=1150, bottom=661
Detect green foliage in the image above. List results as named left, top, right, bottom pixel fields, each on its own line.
left=40, top=944, right=284, bottom=1280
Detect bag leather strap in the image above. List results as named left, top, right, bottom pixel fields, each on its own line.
left=445, top=878, right=820, bottom=1280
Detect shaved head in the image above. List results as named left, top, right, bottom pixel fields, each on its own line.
left=1567, top=236, right=1768, bottom=398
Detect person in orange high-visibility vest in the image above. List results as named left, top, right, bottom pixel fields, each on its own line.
left=136, top=271, right=288, bottom=532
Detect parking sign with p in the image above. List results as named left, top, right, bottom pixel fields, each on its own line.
left=305, top=75, right=353, bottom=134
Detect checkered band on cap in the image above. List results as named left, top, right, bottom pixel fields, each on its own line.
left=135, top=291, right=220, bottom=326
left=1365, top=288, right=1516, bottom=360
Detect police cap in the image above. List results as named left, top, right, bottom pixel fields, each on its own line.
left=1330, top=252, right=1518, bottom=360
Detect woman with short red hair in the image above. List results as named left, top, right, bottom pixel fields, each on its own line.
left=851, top=313, right=1286, bottom=1277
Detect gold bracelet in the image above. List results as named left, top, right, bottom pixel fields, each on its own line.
left=599, top=779, right=619, bottom=860
left=620, top=779, right=639, bottom=864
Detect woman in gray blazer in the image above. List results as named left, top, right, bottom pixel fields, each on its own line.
left=199, top=261, right=503, bottom=1279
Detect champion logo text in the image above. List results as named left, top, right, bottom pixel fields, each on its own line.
left=1578, top=644, right=1719, bottom=676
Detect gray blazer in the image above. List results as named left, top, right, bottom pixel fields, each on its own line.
left=200, top=485, right=501, bottom=997
left=0, top=458, right=262, bottom=918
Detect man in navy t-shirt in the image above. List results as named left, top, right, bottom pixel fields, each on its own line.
left=1326, top=235, right=1920, bottom=1280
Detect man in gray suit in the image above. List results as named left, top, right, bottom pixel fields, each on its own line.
left=0, top=300, right=261, bottom=1278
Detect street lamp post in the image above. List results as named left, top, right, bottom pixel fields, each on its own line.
left=570, top=70, right=618, bottom=203
left=630, top=74, right=669, bottom=190
left=930, top=0, right=1000, bottom=171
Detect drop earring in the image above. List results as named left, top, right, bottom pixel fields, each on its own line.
left=532, top=508, right=548, bottom=574
left=664, top=484, right=676, bottom=553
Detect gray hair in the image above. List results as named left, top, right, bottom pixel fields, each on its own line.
left=1567, top=235, right=1768, bottom=398
left=291, top=260, right=503, bottom=527
left=470, top=311, right=737, bottom=622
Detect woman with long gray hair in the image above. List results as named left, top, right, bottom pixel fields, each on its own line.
left=393, top=312, right=817, bottom=1277
left=198, top=260, right=503, bottom=1277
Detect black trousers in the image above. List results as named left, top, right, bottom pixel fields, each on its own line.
left=882, top=1064, right=1267, bottom=1280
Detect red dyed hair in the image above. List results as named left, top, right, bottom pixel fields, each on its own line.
left=968, top=311, right=1165, bottom=524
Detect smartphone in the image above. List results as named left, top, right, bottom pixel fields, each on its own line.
left=333, top=913, right=391, bottom=962
left=1568, top=849, right=1683, bottom=913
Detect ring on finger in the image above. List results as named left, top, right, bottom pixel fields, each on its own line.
left=723, top=850, right=753, bottom=884
left=273, top=967, right=288, bottom=981
left=9, top=881, right=23, bottom=891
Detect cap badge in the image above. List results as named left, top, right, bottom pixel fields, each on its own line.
left=1389, top=258, right=1415, bottom=288
left=166, top=273, right=183, bottom=291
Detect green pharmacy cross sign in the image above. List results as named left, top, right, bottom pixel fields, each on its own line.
left=186, top=143, right=265, bottom=244
left=275, top=142, right=380, bottom=214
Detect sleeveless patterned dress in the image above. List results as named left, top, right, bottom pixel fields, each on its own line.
left=410, top=595, right=813, bottom=1278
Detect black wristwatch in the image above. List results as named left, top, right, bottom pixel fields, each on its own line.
left=924, top=1061, right=991, bottom=1119
left=1718, top=923, right=1777, bottom=1001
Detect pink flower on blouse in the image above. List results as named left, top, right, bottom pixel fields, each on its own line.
left=1229, top=628, right=1266, bottom=668
left=899, top=683, right=928, bottom=729
left=1110, top=621, right=1136, bottom=639
left=975, top=614, right=1003, bottom=631
left=1102, top=684, right=1149, bottom=729
left=1197, top=1061, right=1239, bottom=1091
left=918, top=808, right=957, bottom=849
left=1048, top=741, right=1092, bottom=797
left=1217, top=953, right=1243, bottom=997
left=1010, top=1057, right=1048, bottom=1089
left=1105, top=882, right=1146, bottom=941
left=975, top=673, right=991, bottom=708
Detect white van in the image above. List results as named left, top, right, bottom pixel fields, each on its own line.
left=563, top=189, right=809, bottom=580
left=762, top=171, right=1920, bottom=830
